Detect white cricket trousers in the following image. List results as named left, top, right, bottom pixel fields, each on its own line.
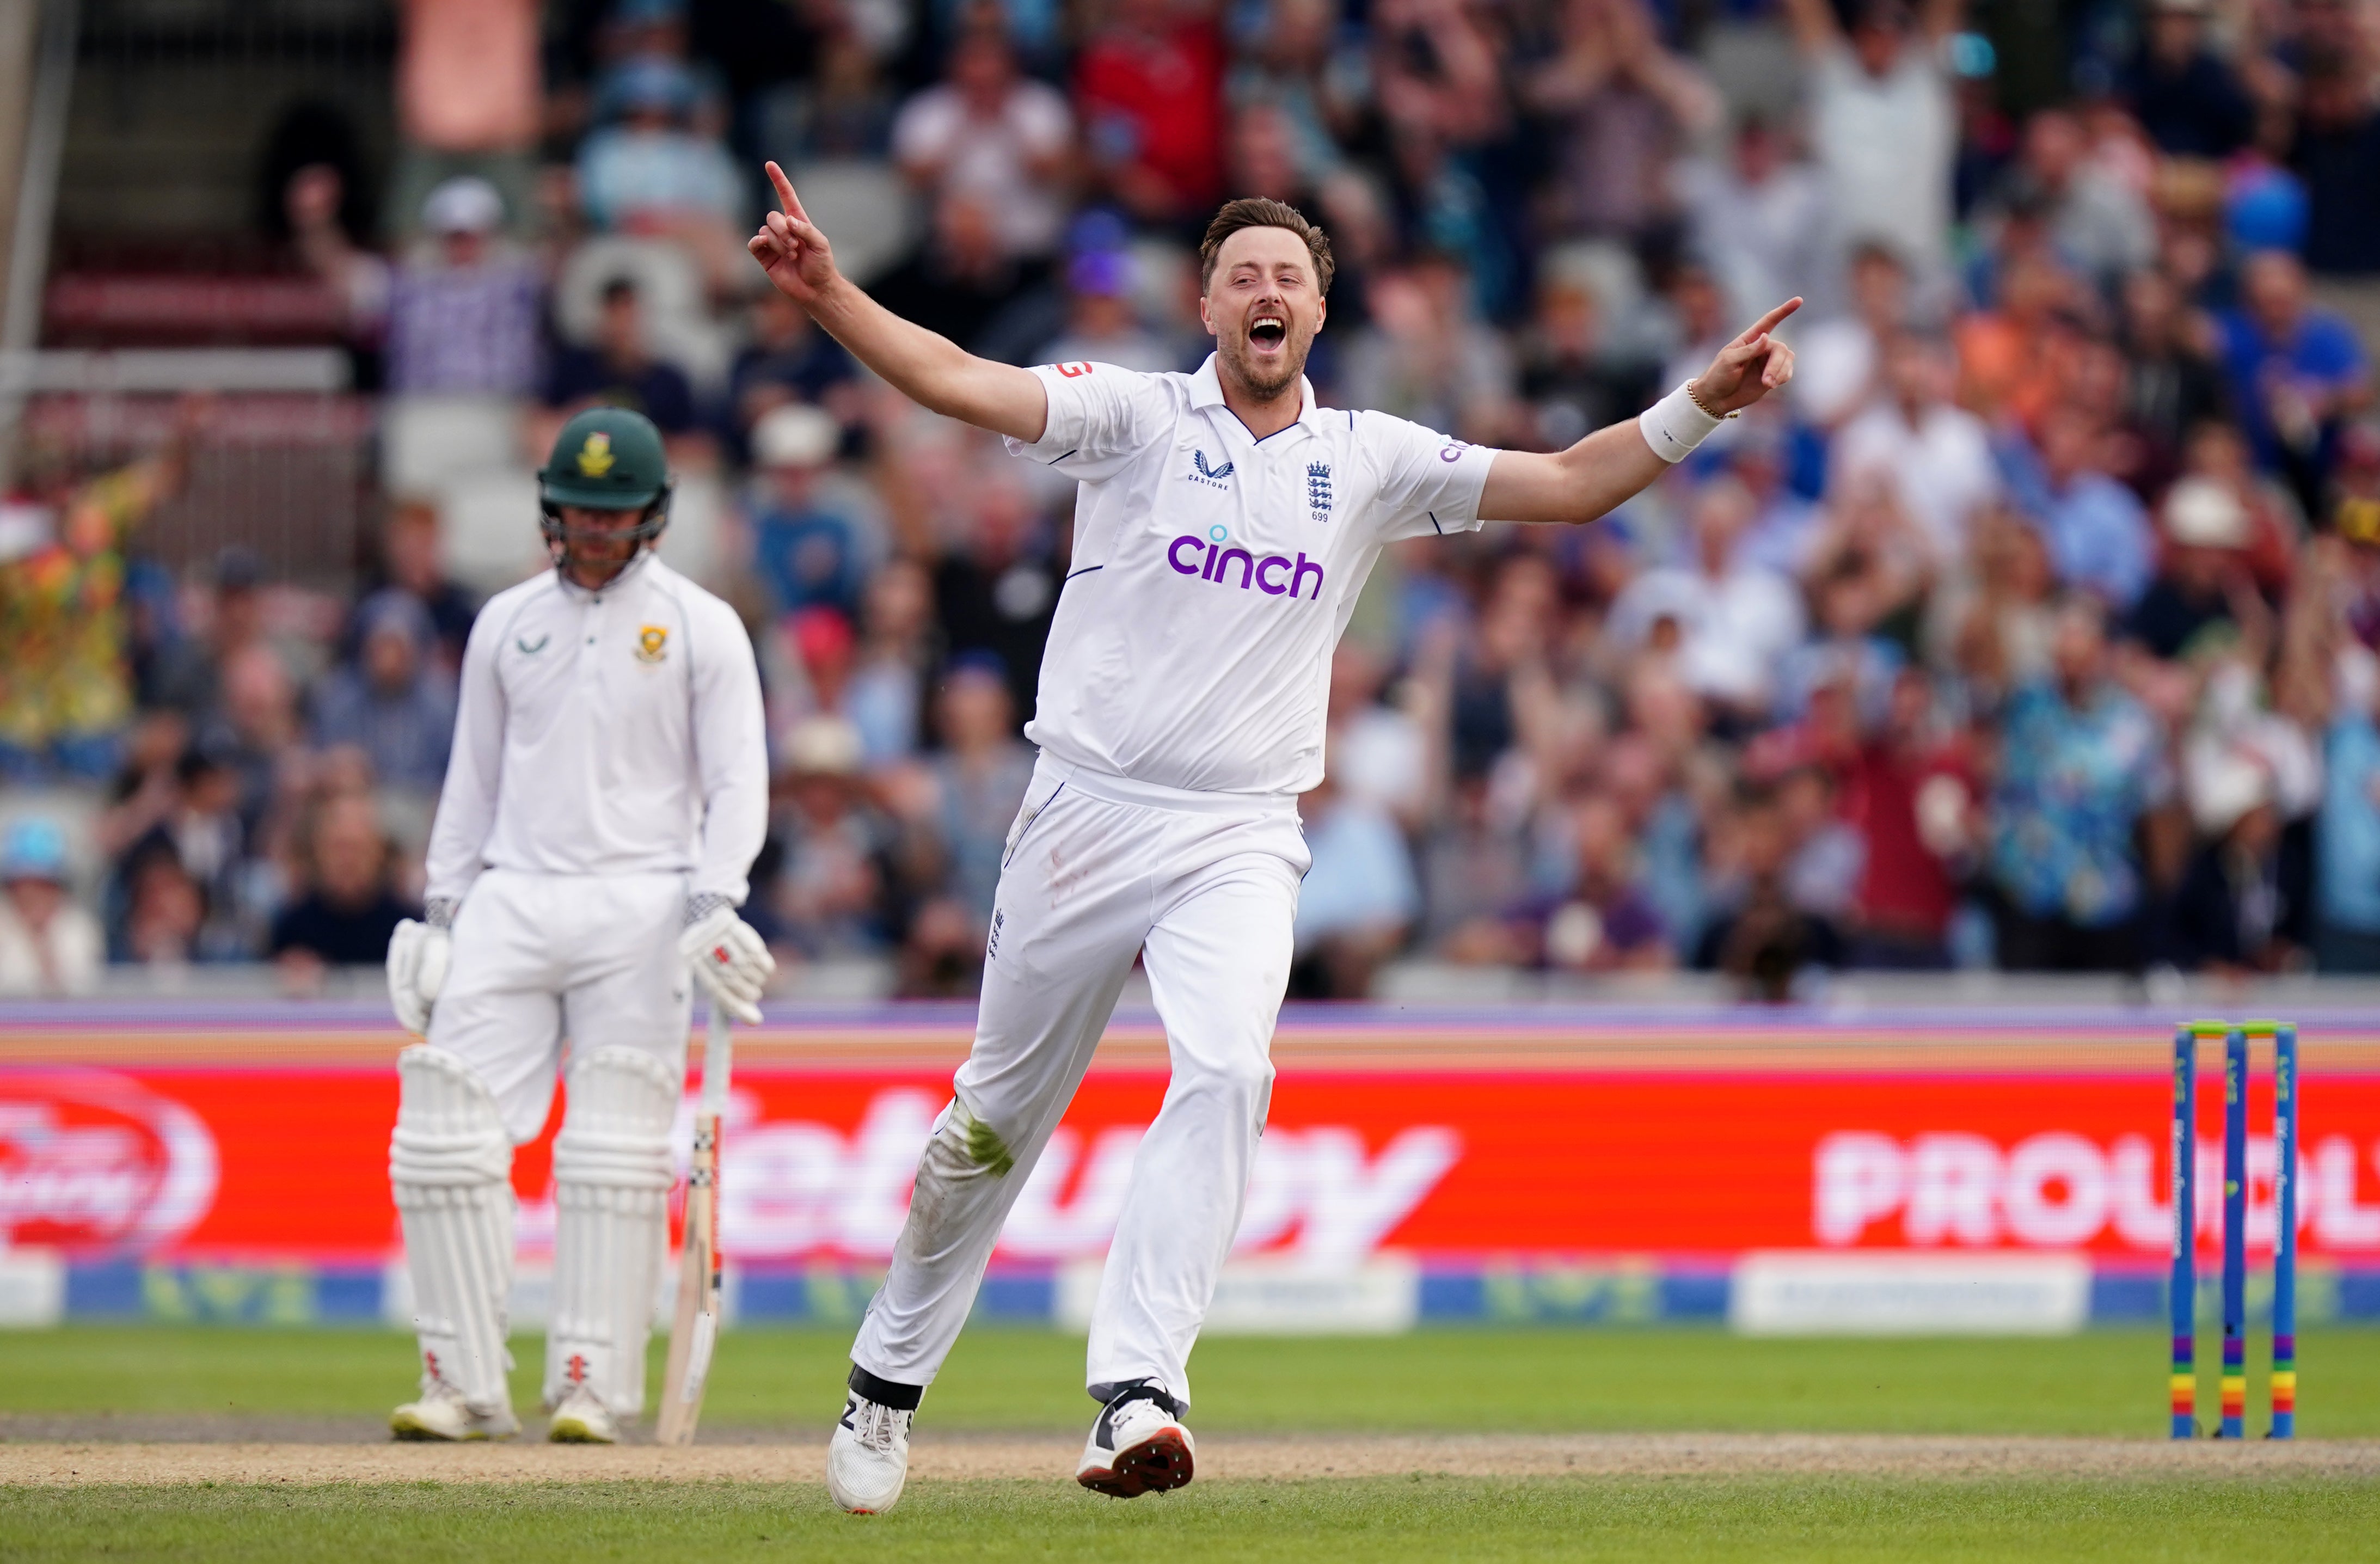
left=430, top=868, right=692, bottom=1142
left=852, top=756, right=1306, bottom=1409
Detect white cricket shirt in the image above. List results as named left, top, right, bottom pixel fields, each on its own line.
left=425, top=553, right=770, bottom=909
left=1007, top=354, right=1498, bottom=796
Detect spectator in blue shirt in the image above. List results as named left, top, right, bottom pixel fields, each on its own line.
left=2001, top=413, right=2157, bottom=611
left=309, top=591, right=456, bottom=795
left=1987, top=596, right=2170, bottom=970
left=745, top=403, right=879, bottom=620
left=2318, top=663, right=2380, bottom=971
left=2218, top=249, right=2372, bottom=508
left=575, top=57, right=744, bottom=236
left=1291, top=766, right=1421, bottom=998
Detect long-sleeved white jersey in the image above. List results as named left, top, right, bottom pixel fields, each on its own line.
left=424, top=553, right=769, bottom=911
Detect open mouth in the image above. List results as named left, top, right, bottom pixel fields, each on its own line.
left=1249, top=313, right=1286, bottom=348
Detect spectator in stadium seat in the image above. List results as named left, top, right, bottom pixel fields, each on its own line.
left=1781, top=0, right=1961, bottom=280
left=575, top=56, right=745, bottom=238
left=543, top=276, right=699, bottom=434
left=1074, top=0, right=1227, bottom=224
left=1793, top=242, right=1910, bottom=432
left=1677, top=114, right=1828, bottom=328
left=728, top=289, right=859, bottom=454
left=2001, top=410, right=2157, bottom=611
left=1983, top=108, right=2155, bottom=294
left=1524, top=0, right=1721, bottom=246
left=269, top=793, right=418, bottom=979
left=745, top=403, right=880, bottom=620
left=384, top=176, right=543, bottom=397
left=1225, top=0, right=1365, bottom=182
left=2218, top=249, right=2373, bottom=508
left=114, top=843, right=208, bottom=967
left=1034, top=247, right=1179, bottom=374
left=2293, top=52, right=2380, bottom=279
left=1290, top=766, right=1421, bottom=997
left=1694, top=778, right=1847, bottom=1000
left=308, top=592, right=457, bottom=796
left=1607, top=476, right=1805, bottom=721
left=769, top=715, right=894, bottom=960
left=1986, top=596, right=2168, bottom=970
left=1842, top=666, right=1976, bottom=967
left=1518, top=791, right=1673, bottom=974
left=921, top=464, right=1058, bottom=727
left=0, top=818, right=101, bottom=996
left=2119, top=0, right=2253, bottom=160
left=196, top=645, right=304, bottom=841
left=1831, top=330, right=1999, bottom=562
left=845, top=558, right=936, bottom=769
left=1326, top=643, right=1431, bottom=832
left=2162, top=750, right=2308, bottom=973
left=1516, top=267, right=1658, bottom=454
left=922, top=656, right=1036, bottom=925
left=2123, top=477, right=2255, bottom=662
left=284, top=164, right=392, bottom=387
left=2318, top=647, right=2380, bottom=971
left=892, top=26, right=1074, bottom=265
left=0, top=439, right=187, bottom=783
left=2119, top=267, right=2231, bottom=481
left=364, top=501, right=479, bottom=680
left=868, top=191, right=1054, bottom=359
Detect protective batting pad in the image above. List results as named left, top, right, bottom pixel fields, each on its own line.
left=390, top=1046, right=516, bottom=1413
left=547, top=1046, right=679, bottom=1416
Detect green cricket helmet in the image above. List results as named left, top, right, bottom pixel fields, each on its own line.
left=536, top=407, right=673, bottom=561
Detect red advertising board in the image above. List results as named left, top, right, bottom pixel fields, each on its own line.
left=5, top=1011, right=2380, bottom=1266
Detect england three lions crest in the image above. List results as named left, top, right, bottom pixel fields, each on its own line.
left=1307, top=461, right=1333, bottom=523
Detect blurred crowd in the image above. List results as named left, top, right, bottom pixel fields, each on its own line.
left=5, top=0, right=2380, bottom=998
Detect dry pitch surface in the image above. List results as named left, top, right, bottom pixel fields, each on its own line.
left=9, top=1431, right=2380, bottom=1486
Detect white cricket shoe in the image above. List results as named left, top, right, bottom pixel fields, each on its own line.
left=389, top=1381, right=519, bottom=1442
left=547, top=1385, right=621, bottom=1444
left=1076, top=1382, right=1194, bottom=1498
left=827, top=1388, right=914, bottom=1514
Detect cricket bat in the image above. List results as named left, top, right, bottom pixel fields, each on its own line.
left=657, top=1005, right=732, bottom=1445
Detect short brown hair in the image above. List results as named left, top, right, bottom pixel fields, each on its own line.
left=1199, top=198, right=1334, bottom=296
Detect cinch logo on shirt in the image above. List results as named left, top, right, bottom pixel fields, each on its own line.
left=1186, top=450, right=1235, bottom=489
left=1168, top=531, right=1325, bottom=600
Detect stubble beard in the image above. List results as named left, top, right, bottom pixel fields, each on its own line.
left=1218, top=326, right=1309, bottom=403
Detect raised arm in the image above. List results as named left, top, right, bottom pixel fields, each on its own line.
left=747, top=162, right=1050, bottom=443
left=1917, top=0, right=1964, bottom=47
left=1477, top=298, right=1799, bottom=526
left=1778, top=0, right=1843, bottom=56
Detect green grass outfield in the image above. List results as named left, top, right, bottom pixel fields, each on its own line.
left=5, top=1324, right=2378, bottom=1436
left=5, top=1476, right=2379, bottom=1564
left=7, top=1328, right=2377, bottom=1562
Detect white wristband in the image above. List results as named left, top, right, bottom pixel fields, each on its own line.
left=1637, top=382, right=1724, bottom=464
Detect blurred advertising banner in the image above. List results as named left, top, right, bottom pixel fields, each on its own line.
left=4, top=1005, right=2379, bottom=1328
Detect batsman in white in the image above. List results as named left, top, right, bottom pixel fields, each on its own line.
left=381, top=406, right=773, bottom=1443
left=748, top=162, right=1796, bottom=1511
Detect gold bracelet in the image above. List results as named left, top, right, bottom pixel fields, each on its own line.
left=1685, top=380, right=1731, bottom=420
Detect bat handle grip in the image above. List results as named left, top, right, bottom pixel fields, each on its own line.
left=701, top=1004, right=733, bottom=1116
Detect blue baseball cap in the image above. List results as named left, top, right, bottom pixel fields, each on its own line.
left=0, top=818, right=71, bottom=883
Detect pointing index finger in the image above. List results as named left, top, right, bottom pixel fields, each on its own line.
left=1740, top=297, right=1803, bottom=344
left=764, top=160, right=807, bottom=224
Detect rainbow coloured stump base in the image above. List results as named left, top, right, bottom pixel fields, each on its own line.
left=2169, top=1021, right=2298, bottom=1442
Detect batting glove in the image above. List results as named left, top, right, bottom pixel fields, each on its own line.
left=680, top=896, right=775, bottom=1025
left=386, top=918, right=451, bottom=1035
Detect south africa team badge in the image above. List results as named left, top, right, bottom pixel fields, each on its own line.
left=635, top=624, right=669, bottom=663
